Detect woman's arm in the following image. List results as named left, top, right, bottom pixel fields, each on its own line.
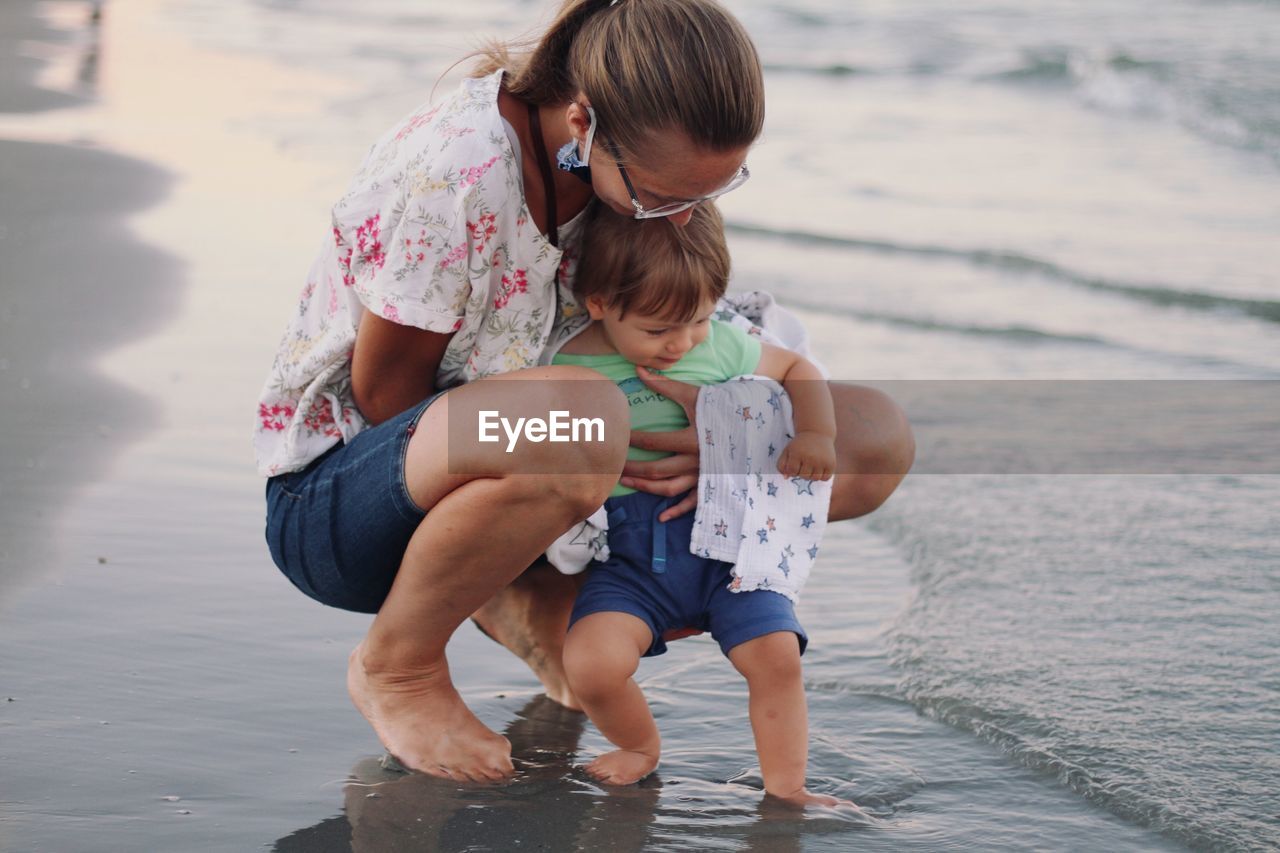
left=351, top=308, right=457, bottom=426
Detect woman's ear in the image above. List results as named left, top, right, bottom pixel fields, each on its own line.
left=565, top=98, right=592, bottom=144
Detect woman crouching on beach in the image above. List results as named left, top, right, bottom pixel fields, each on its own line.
left=257, top=0, right=914, bottom=783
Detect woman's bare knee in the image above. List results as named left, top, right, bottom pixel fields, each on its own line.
left=404, top=367, right=629, bottom=511
left=829, top=383, right=915, bottom=520
left=522, top=371, right=629, bottom=515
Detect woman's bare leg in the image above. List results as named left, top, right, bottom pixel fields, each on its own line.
left=348, top=367, right=628, bottom=782
left=470, top=561, right=585, bottom=709
left=828, top=383, right=915, bottom=522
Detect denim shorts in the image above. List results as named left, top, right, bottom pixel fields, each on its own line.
left=264, top=391, right=446, bottom=613
left=569, top=490, right=808, bottom=658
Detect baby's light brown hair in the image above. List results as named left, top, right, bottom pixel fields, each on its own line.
left=574, top=202, right=730, bottom=323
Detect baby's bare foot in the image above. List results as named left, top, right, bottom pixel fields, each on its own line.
left=770, top=788, right=849, bottom=809
left=347, top=643, right=513, bottom=783
left=585, top=748, right=659, bottom=785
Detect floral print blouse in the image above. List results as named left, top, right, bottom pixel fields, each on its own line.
left=254, top=70, right=589, bottom=476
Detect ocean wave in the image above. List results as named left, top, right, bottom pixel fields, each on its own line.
left=868, top=477, right=1280, bottom=852
left=779, top=297, right=1113, bottom=346
left=775, top=7, right=829, bottom=28
left=726, top=221, right=1280, bottom=324
left=981, top=45, right=1279, bottom=164
left=982, top=46, right=1173, bottom=86
left=899, top=690, right=1259, bottom=851
left=763, top=62, right=870, bottom=77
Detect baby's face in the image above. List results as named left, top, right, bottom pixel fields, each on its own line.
left=590, top=296, right=718, bottom=371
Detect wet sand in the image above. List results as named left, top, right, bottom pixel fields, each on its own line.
left=0, top=137, right=179, bottom=600
left=0, top=3, right=523, bottom=847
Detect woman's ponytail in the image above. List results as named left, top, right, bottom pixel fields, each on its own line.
left=472, top=0, right=616, bottom=104
left=473, top=0, right=765, bottom=161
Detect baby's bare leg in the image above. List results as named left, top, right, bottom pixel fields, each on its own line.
left=728, top=631, right=841, bottom=807
left=563, top=612, right=660, bottom=784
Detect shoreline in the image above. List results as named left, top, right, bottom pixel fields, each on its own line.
left=0, top=0, right=181, bottom=602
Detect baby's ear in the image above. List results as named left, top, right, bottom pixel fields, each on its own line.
left=584, top=294, right=608, bottom=320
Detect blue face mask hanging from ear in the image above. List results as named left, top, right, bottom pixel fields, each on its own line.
left=556, top=105, right=598, bottom=185
left=556, top=140, right=592, bottom=184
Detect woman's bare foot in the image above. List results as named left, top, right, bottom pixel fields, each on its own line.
left=347, top=643, right=514, bottom=782
left=470, top=560, right=582, bottom=709
left=584, top=748, right=659, bottom=785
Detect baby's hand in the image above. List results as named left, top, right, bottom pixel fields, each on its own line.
left=776, top=431, right=836, bottom=481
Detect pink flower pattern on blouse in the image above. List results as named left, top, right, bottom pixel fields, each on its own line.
left=253, top=71, right=587, bottom=476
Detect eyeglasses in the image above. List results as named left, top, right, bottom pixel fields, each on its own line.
left=583, top=106, right=751, bottom=220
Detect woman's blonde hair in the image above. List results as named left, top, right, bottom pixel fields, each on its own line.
left=575, top=202, right=729, bottom=322
left=473, top=0, right=764, bottom=166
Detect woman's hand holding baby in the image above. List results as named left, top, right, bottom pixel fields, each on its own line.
left=622, top=365, right=703, bottom=522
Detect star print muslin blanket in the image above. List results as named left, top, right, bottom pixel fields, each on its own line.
left=689, top=376, right=832, bottom=603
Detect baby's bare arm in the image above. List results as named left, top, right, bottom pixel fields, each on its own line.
left=754, top=344, right=837, bottom=479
